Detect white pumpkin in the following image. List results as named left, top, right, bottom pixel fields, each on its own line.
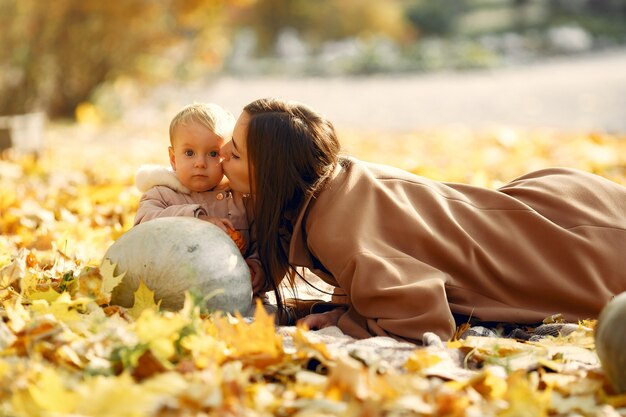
left=595, top=292, right=626, bottom=394
left=104, top=217, right=253, bottom=315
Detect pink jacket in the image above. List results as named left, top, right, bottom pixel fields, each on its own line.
left=288, top=158, right=626, bottom=343
left=134, top=165, right=256, bottom=257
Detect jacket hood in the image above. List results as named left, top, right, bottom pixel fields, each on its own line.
left=135, top=164, right=191, bottom=194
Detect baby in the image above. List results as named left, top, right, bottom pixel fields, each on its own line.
left=134, top=102, right=264, bottom=291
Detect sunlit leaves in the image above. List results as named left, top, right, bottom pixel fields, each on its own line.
left=11, top=366, right=79, bottom=416
left=341, top=127, right=626, bottom=187
left=1, top=127, right=625, bottom=416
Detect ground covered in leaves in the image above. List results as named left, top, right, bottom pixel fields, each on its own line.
left=1, top=124, right=626, bottom=416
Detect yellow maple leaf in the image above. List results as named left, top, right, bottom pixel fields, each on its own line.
left=12, top=366, right=78, bottom=415
left=327, top=354, right=371, bottom=400
left=19, top=272, right=39, bottom=298
left=0, top=249, right=26, bottom=291
left=435, top=389, right=471, bottom=416
left=498, top=371, right=550, bottom=417
left=405, top=349, right=443, bottom=373
left=3, top=297, right=30, bottom=333
left=128, top=280, right=161, bottom=320
left=99, top=258, right=125, bottom=297
left=29, top=293, right=96, bottom=335
left=74, top=373, right=159, bottom=416
left=0, top=358, right=8, bottom=379
left=469, top=367, right=508, bottom=401
left=28, top=287, right=62, bottom=303
left=291, top=325, right=332, bottom=361
left=180, top=332, right=228, bottom=368
left=134, top=309, right=188, bottom=363
left=215, top=299, right=283, bottom=365
left=0, top=237, right=13, bottom=269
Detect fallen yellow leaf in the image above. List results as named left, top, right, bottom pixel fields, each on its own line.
left=128, top=279, right=161, bottom=320
left=99, top=258, right=125, bottom=298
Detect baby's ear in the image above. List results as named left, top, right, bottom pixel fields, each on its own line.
left=168, top=146, right=176, bottom=171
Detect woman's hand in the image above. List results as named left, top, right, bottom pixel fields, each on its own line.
left=297, top=307, right=345, bottom=330
left=246, top=258, right=266, bottom=295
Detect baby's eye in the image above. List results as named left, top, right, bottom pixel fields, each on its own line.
left=209, top=151, right=219, bottom=157
left=184, top=150, right=194, bottom=157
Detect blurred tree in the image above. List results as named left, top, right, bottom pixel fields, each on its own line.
left=237, top=0, right=410, bottom=55
left=547, top=0, right=626, bottom=41
left=0, top=0, right=240, bottom=118
left=405, top=0, right=468, bottom=37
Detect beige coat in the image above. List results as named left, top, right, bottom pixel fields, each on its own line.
left=288, top=158, right=626, bottom=343
left=134, top=165, right=256, bottom=257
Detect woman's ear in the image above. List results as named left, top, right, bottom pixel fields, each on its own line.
left=168, top=146, right=176, bottom=171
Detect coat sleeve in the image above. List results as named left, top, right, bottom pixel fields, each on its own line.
left=332, top=251, right=457, bottom=343
left=134, top=187, right=203, bottom=225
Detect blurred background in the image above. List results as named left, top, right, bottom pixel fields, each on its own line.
left=1, top=0, right=625, bottom=126
left=1, top=0, right=625, bottom=265
left=1, top=0, right=626, bottom=175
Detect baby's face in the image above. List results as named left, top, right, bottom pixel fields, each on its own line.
left=169, top=122, right=224, bottom=192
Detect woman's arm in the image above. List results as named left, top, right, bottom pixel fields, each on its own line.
left=322, top=251, right=456, bottom=343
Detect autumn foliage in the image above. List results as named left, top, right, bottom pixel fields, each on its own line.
left=1, top=126, right=626, bottom=416
left=0, top=0, right=240, bottom=117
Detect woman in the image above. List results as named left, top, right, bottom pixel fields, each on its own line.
left=221, top=97, right=626, bottom=344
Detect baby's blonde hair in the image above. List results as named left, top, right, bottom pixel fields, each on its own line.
left=169, top=103, right=235, bottom=144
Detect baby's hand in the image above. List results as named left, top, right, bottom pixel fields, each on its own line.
left=199, top=215, right=234, bottom=233
left=246, top=258, right=266, bottom=295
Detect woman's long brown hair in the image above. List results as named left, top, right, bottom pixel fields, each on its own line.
left=243, top=98, right=340, bottom=320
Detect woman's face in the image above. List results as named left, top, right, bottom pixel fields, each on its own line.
left=221, top=111, right=251, bottom=194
